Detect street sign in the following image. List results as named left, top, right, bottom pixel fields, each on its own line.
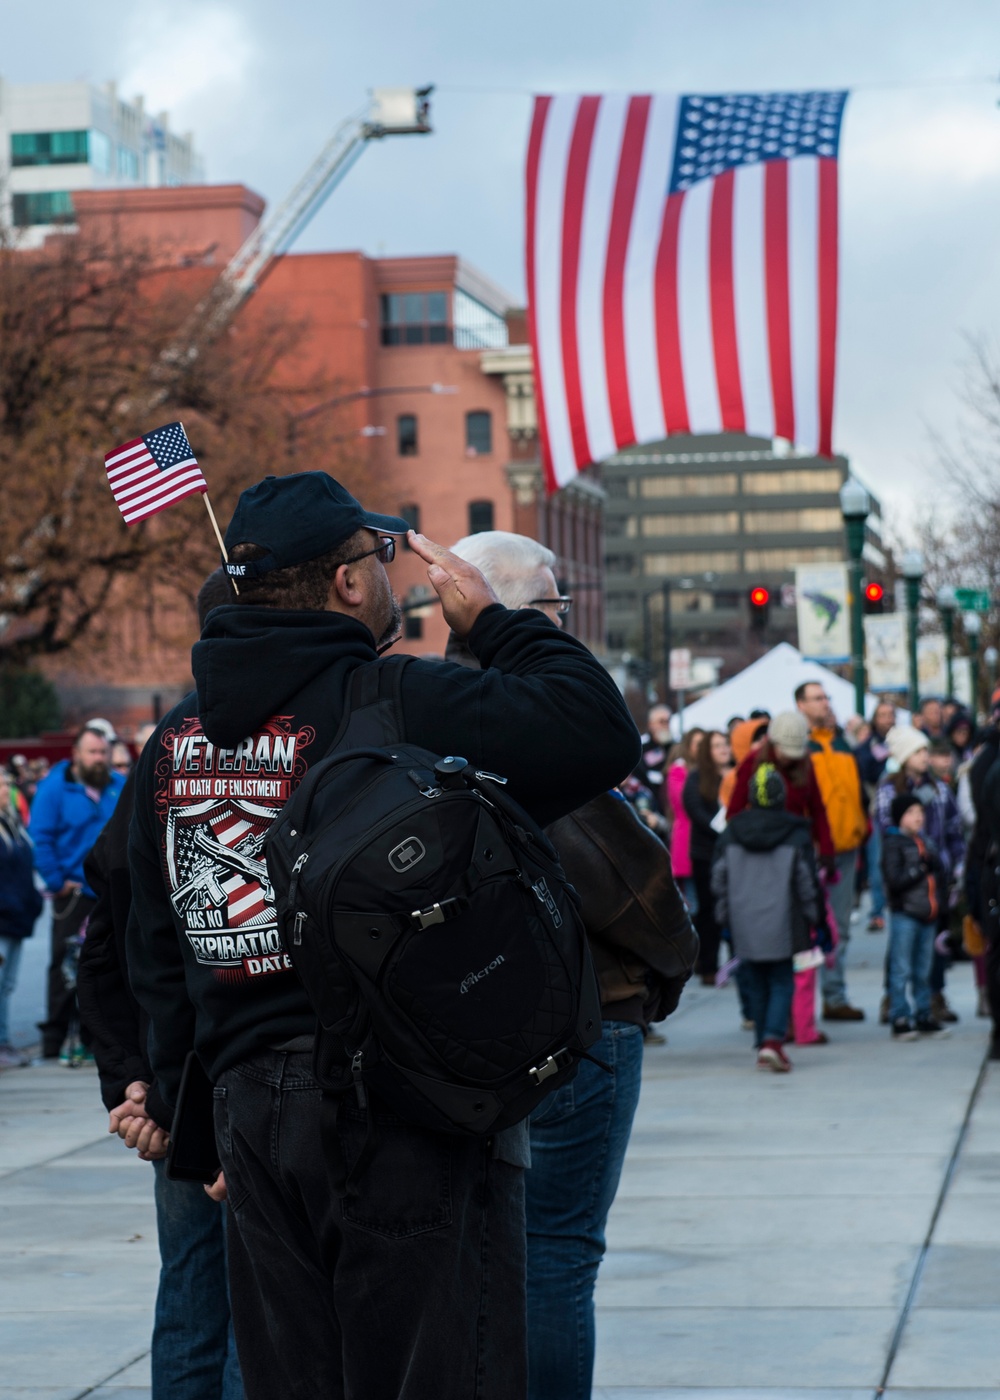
left=954, top=588, right=990, bottom=612
left=669, top=647, right=693, bottom=690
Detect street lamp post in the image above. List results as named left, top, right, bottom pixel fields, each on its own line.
left=661, top=580, right=672, bottom=706
left=839, top=477, right=870, bottom=715
left=902, top=549, right=924, bottom=714
left=965, top=611, right=983, bottom=719
left=936, top=585, right=957, bottom=698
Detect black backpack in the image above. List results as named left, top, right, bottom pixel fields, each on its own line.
left=266, top=657, right=602, bottom=1154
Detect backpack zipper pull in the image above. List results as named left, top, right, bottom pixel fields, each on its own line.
left=289, top=852, right=309, bottom=903
left=350, top=1050, right=367, bottom=1109
left=292, top=910, right=307, bottom=946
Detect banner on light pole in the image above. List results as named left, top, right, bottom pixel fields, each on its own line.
left=863, top=614, right=908, bottom=693
left=795, top=564, right=850, bottom=663
left=917, top=635, right=948, bottom=699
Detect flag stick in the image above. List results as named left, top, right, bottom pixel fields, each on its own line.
left=202, top=492, right=238, bottom=596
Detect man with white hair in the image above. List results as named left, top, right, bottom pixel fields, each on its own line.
left=450, top=529, right=695, bottom=1400
left=449, top=531, right=569, bottom=626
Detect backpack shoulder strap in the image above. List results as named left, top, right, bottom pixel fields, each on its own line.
left=330, top=655, right=413, bottom=753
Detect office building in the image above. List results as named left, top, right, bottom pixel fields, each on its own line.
left=0, top=76, right=203, bottom=241
left=602, top=433, right=883, bottom=681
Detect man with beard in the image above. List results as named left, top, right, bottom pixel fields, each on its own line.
left=31, top=725, right=126, bottom=1058
left=125, top=472, right=640, bottom=1400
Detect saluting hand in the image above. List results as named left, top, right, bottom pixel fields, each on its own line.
left=407, top=533, right=501, bottom=640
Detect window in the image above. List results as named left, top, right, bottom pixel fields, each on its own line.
left=742, top=546, right=843, bottom=570
left=741, top=468, right=842, bottom=494
left=380, top=292, right=449, bottom=346
left=117, top=145, right=140, bottom=180
left=605, top=554, right=636, bottom=575
left=642, top=551, right=740, bottom=575
left=404, top=614, right=424, bottom=640
left=89, top=129, right=112, bottom=174
left=604, top=516, right=639, bottom=538
left=11, top=130, right=88, bottom=166
left=11, top=191, right=74, bottom=227
left=468, top=501, right=495, bottom=534
left=640, top=511, right=740, bottom=537
left=742, top=508, right=843, bottom=534
left=397, top=415, right=418, bottom=457
left=399, top=503, right=420, bottom=549
left=453, top=288, right=508, bottom=350
left=639, top=472, right=738, bottom=498
left=465, top=411, right=492, bottom=456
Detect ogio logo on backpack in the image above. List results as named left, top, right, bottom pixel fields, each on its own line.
left=532, top=877, right=563, bottom=928
left=388, top=836, right=427, bottom=873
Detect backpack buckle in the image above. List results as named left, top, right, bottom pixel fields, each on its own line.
left=529, top=1048, right=572, bottom=1085
left=412, top=903, right=446, bottom=929
left=410, top=898, right=466, bottom=930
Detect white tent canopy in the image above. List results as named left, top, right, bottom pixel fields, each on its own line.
left=673, top=642, right=898, bottom=736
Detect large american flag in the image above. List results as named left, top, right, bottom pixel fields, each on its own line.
left=104, top=421, right=208, bottom=524
left=526, top=90, right=849, bottom=491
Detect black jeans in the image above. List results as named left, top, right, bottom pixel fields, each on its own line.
left=692, top=857, right=721, bottom=978
left=41, top=890, right=95, bottom=1054
left=214, top=1050, right=527, bottom=1400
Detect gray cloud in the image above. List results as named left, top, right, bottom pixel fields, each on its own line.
left=5, top=0, right=1000, bottom=523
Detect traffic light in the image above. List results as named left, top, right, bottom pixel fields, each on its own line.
left=863, top=581, right=885, bottom=614
left=749, top=585, right=770, bottom=633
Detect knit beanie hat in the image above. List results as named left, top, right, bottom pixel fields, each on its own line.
left=886, top=725, right=929, bottom=770
left=749, top=762, right=786, bottom=809
left=767, top=710, right=810, bottom=759
left=890, top=792, right=923, bottom=827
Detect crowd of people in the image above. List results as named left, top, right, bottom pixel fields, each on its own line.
left=0, top=719, right=159, bottom=1068
left=629, top=682, right=1000, bottom=1069
left=2, top=475, right=1000, bottom=1400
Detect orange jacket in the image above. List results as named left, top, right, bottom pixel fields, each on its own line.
left=807, top=726, right=868, bottom=853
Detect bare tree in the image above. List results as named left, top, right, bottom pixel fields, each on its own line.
left=0, top=227, right=367, bottom=666
left=916, top=335, right=1000, bottom=701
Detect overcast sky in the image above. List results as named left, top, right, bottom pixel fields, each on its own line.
left=6, top=0, right=1000, bottom=530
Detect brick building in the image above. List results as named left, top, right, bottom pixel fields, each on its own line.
left=43, top=184, right=604, bottom=732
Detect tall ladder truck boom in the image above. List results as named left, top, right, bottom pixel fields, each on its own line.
left=159, top=85, right=433, bottom=376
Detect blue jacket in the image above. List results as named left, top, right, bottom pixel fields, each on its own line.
left=0, top=814, right=42, bottom=939
left=30, top=762, right=125, bottom=896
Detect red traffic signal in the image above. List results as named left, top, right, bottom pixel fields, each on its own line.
left=749, top=586, right=770, bottom=608
left=864, top=582, right=884, bottom=605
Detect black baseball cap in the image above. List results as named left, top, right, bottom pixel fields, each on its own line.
left=223, top=472, right=410, bottom=580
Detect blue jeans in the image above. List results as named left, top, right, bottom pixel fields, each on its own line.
left=680, top=876, right=699, bottom=918
left=215, top=1049, right=526, bottom=1400
left=888, top=912, right=934, bottom=1022
left=525, top=1020, right=644, bottom=1400
left=152, top=1160, right=243, bottom=1400
left=867, top=826, right=884, bottom=919
left=741, top=959, right=794, bottom=1047
left=0, top=936, right=24, bottom=1045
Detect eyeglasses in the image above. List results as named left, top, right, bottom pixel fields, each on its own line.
left=528, top=596, right=573, bottom=616
left=343, top=536, right=396, bottom=567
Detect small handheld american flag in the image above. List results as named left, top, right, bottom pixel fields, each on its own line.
left=105, top=421, right=208, bottom=525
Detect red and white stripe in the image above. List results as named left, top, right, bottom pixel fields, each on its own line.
left=104, top=438, right=207, bottom=525
left=208, top=809, right=269, bottom=928
left=526, top=93, right=840, bottom=492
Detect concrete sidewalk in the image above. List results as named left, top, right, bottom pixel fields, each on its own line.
left=1, top=919, right=998, bottom=1398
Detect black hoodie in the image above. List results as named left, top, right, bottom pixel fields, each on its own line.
left=127, top=601, right=641, bottom=1130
